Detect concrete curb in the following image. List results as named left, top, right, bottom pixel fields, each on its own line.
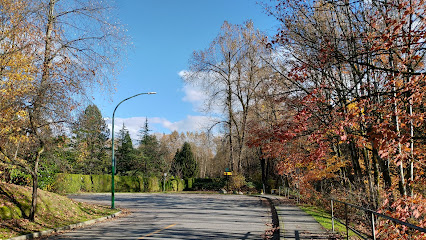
left=256, top=195, right=280, bottom=240
left=6, top=211, right=122, bottom=240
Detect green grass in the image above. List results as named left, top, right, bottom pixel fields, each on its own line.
left=299, top=204, right=359, bottom=238
left=0, top=182, right=119, bottom=239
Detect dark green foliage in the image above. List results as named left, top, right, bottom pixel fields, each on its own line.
left=192, top=178, right=226, bottom=191
left=9, top=168, right=31, bottom=186
left=91, top=175, right=111, bottom=192
left=80, top=175, right=92, bottom=192
left=115, top=175, right=142, bottom=192
left=186, top=178, right=194, bottom=190
left=147, top=176, right=160, bottom=192
left=52, top=173, right=83, bottom=194
left=171, top=142, right=198, bottom=179
left=163, top=177, right=185, bottom=192
left=72, top=105, right=110, bottom=174
left=116, top=124, right=138, bottom=175
left=137, top=118, right=168, bottom=175
left=38, top=164, right=58, bottom=191
left=50, top=173, right=194, bottom=193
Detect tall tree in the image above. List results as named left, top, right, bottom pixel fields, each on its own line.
left=72, top=104, right=109, bottom=174
left=0, top=0, right=37, bottom=184
left=171, top=142, right=198, bottom=179
left=0, top=0, right=127, bottom=221
left=138, top=118, right=162, bottom=174
left=116, top=124, right=136, bottom=175
left=184, top=21, right=272, bottom=173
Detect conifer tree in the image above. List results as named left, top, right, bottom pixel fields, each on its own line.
left=171, top=142, right=198, bottom=179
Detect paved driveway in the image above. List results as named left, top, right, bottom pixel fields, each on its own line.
left=46, top=193, right=270, bottom=239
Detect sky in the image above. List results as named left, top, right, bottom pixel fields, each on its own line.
left=95, top=0, right=279, bottom=141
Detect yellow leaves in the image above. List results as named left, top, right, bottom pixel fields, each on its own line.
left=0, top=1, right=35, bottom=148
left=347, top=102, right=357, bottom=111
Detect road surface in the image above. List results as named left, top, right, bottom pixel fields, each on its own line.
left=46, top=193, right=270, bottom=240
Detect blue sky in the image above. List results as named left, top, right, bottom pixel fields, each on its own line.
left=96, top=0, right=278, bottom=140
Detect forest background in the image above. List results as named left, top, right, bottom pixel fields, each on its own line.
left=0, top=0, right=425, bottom=238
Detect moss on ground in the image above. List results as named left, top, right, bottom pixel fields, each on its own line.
left=0, top=182, right=118, bottom=239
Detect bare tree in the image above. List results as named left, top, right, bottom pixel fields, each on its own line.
left=0, top=0, right=127, bottom=221
left=184, top=21, right=272, bottom=174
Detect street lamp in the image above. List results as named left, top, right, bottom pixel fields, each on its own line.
left=111, top=92, right=156, bottom=209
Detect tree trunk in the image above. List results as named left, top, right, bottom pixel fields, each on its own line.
left=393, top=82, right=406, bottom=196
left=29, top=147, right=43, bottom=221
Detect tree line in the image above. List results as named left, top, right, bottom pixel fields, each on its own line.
left=182, top=0, right=426, bottom=238
left=1, top=0, right=425, bottom=237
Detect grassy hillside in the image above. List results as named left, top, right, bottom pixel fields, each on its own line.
left=0, top=182, right=118, bottom=239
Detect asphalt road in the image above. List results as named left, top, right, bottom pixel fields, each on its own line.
left=45, top=193, right=270, bottom=240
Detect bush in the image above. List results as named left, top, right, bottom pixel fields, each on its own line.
left=10, top=168, right=31, bottom=186
left=52, top=173, right=83, bottom=194
left=186, top=178, right=194, bottom=190
left=81, top=175, right=92, bottom=192
left=193, top=178, right=225, bottom=191
left=51, top=173, right=150, bottom=193
left=38, top=169, right=56, bottom=191
left=147, top=176, right=160, bottom=192
left=117, top=175, right=141, bottom=192
left=230, top=174, right=246, bottom=191
left=91, top=175, right=111, bottom=192
left=170, top=179, right=178, bottom=191
left=177, top=178, right=185, bottom=191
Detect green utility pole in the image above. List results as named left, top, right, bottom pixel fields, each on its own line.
left=111, top=92, right=156, bottom=209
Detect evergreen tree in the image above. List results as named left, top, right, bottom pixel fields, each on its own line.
left=116, top=124, right=137, bottom=175
left=170, top=148, right=182, bottom=178
left=138, top=118, right=162, bottom=173
left=72, top=104, right=109, bottom=174
left=171, top=142, right=198, bottom=179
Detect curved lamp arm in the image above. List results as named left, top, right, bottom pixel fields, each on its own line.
left=111, top=92, right=156, bottom=209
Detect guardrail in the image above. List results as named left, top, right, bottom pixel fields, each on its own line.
left=278, top=187, right=300, bottom=204
left=331, top=199, right=426, bottom=240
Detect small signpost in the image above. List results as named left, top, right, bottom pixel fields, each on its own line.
left=163, top=173, right=167, bottom=192
left=224, top=168, right=232, bottom=190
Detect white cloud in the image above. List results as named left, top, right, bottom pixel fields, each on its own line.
left=150, top=115, right=217, bottom=133
left=182, top=84, right=206, bottom=111
left=105, top=115, right=219, bottom=142
left=179, top=69, right=224, bottom=115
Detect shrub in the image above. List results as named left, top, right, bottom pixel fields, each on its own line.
left=9, top=168, right=31, bottom=186
left=186, top=178, right=194, bottom=190
left=229, top=174, right=246, bottom=191
left=170, top=179, right=178, bottom=191
left=92, top=175, right=111, bottom=192
left=81, top=175, right=92, bottom=192
left=147, top=176, right=160, bottom=192
left=117, top=175, right=141, bottom=192
left=165, top=176, right=185, bottom=192
left=177, top=178, right=185, bottom=191
left=193, top=178, right=225, bottom=191
left=52, top=173, right=83, bottom=194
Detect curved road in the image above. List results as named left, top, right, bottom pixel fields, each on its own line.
left=46, top=193, right=270, bottom=240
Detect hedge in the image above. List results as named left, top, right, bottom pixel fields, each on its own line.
left=52, top=173, right=85, bottom=194
left=51, top=174, right=232, bottom=194
left=51, top=173, right=188, bottom=194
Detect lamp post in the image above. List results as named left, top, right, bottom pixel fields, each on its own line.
left=111, top=92, right=156, bottom=209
